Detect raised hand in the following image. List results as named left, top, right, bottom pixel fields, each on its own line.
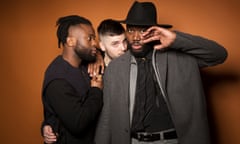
left=141, top=26, right=176, bottom=50
left=88, top=49, right=105, bottom=77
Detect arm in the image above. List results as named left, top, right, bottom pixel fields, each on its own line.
left=142, top=26, right=228, bottom=67
left=170, top=31, right=228, bottom=67
left=45, top=79, right=103, bottom=136
left=41, top=108, right=59, bottom=143
left=94, top=70, right=111, bottom=144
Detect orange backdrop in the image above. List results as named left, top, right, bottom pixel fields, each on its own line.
left=0, top=0, right=239, bottom=143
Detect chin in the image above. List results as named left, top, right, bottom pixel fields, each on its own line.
left=130, top=49, right=144, bottom=57
left=82, top=55, right=96, bottom=62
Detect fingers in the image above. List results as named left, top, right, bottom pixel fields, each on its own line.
left=100, top=64, right=105, bottom=74
left=44, top=132, right=57, bottom=143
left=88, top=61, right=105, bottom=77
left=43, top=125, right=57, bottom=143
left=44, top=134, right=57, bottom=144
left=141, top=26, right=162, bottom=43
left=87, top=63, right=94, bottom=77
left=93, top=64, right=98, bottom=76
left=142, top=34, right=161, bottom=43
left=141, top=26, right=176, bottom=50
left=142, top=26, right=159, bottom=36
left=88, top=64, right=98, bottom=77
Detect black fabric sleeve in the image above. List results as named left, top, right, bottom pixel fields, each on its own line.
left=45, top=79, right=103, bottom=136
left=40, top=115, right=60, bottom=137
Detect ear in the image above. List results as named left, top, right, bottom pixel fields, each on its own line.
left=99, top=41, right=106, bottom=51
left=66, top=37, right=77, bottom=47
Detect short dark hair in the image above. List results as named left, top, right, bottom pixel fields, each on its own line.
left=97, top=19, right=125, bottom=40
left=56, top=15, right=92, bottom=48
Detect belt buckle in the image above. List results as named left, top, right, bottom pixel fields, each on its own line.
left=137, top=133, right=156, bottom=141
left=136, top=133, right=142, bottom=140
left=137, top=133, right=147, bottom=141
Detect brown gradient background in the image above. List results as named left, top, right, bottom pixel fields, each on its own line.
left=0, top=0, right=239, bottom=143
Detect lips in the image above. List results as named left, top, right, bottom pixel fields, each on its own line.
left=91, top=48, right=97, bottom=56
left=132, top=44, right=142, bottom=50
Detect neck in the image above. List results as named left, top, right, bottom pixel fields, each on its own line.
left=62, top=48, right=82, bottom=68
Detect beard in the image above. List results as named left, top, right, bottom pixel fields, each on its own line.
left=75, top=48, right=96, bottom=62
left=128, top=42, right=154, bottom=58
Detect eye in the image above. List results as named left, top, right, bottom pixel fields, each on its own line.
left=127, top=29, right=134, bottom=33
left=87, top=35, right=96, bottom=41
left=112, top=42, right=118, bottom=46
left=140, top=29, right=146, bottom=34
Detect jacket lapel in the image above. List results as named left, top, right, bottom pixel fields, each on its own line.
left=154, top=50, right=168, bottom=93
left=117, top=51, right=132, bottom=105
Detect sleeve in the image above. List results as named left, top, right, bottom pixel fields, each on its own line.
left=169, top=31, right=228, bottom=68
left=45, top=79, right=103, bottom=136
left=94, top=70, right=111, bottom=144
left=40, top=115, right=59, bottom=136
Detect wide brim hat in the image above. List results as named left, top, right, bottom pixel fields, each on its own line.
left=118, top=1, right=172, bottom=28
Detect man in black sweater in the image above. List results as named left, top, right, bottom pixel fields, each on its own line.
left=41, top=15, right=103, bottom=144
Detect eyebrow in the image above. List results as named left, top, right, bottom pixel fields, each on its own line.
left=111, top=41, right=120, bottom=45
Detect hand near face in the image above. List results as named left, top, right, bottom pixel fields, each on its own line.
left=88, top=49, right=105, bottom=77
left=141, top=26, right=176, bottom=50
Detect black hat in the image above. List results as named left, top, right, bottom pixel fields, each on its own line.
left=119, top=1, right=172, bottom=28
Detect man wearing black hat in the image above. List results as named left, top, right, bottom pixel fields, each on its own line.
left=95, top=1, right=227, bottom=144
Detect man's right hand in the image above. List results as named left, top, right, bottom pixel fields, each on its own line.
left=43, top=125, right=57, bottom=144
left=141, top=26, right=176, bottom=50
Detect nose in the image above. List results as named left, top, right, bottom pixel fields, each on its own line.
left=91, top=39, right=97, bottom=48
left=120, top=42, right=127, bottom=51
left=133, top=31, right=141, bottom=41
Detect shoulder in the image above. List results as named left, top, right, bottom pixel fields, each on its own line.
left=108, top=50, right=131, bottom=68
left=45, top=56, right=64, bottom=73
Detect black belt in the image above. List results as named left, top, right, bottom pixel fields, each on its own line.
left=131, top=130, right=177, bottom=142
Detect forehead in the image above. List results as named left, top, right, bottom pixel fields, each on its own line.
left=79, top=24, right=94, bottom=33
left=69, top=24, right=95, bottom=36
left=101, top=33, right=126, bottom=43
